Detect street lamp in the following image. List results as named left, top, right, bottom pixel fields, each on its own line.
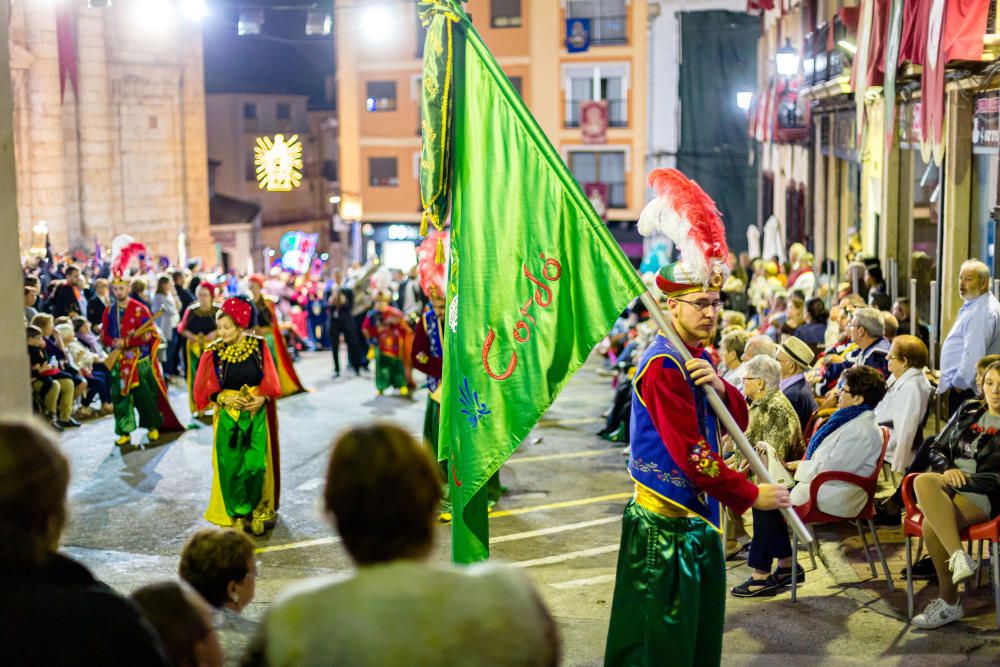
left=736, top=91, right=753, bottom=112
left=180, top=0, right=208, bottom=21
left=775, top=39, right=800, bottom=77
left=361, top=5, right=394, bottom=43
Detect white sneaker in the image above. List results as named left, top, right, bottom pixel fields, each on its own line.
left=948, top=550, right=978, bottom=585
left=911, top=598, right=964, bottom=629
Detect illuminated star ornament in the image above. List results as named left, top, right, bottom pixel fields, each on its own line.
left=255, top=134, right=303, bottom=191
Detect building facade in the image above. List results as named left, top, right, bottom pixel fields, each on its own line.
left=9, top=0, right=213, bottom=264
left=334, top=0, right=648, bottom=268
left=752, top=0, right=998, bottom=357
left=205, top=92, right=339, bottom=272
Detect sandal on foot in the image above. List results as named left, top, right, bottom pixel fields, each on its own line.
left=772, top=565, right=805, bottom=586
left=730, top=575, right=780, bottom=598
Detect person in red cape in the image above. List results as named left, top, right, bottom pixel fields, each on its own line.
left=362, top=292, right=413, bottom=396
left=248, top=275, right=307, bottom=398
left=193, top=296, right=282, bottom=536
left=101, top=236, right=182, bottom=447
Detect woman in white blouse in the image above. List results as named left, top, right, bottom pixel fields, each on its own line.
left=874, top=335, right=931, bottom=472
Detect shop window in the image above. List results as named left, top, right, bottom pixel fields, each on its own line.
left=568, top=150, right=626, bottom=208
left=491, top=0, right=522, bottom=28
left=369, top=157, right=399, bottom=187
left=366, top=81, right=397, bottom=112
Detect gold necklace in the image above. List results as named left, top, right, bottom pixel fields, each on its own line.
left=216, top=335, right=256, bottom=363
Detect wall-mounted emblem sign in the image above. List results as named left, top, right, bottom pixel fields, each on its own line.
left=255, top=134, right=303, bottom=191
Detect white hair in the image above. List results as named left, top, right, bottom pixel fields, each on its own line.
left=743, top=355, right=782, bottom=392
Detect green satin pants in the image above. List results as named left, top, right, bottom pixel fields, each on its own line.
left=605, top=500, right=726, bottom=667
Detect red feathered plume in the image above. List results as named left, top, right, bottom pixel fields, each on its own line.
left=417, top=231, right=448, bottom=299
left=110, top=234, right=147, bottom=279
left=638, top=168, right=730, bottom=286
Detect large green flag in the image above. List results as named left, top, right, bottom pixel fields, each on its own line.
left=419, top=0, right=645, bottom=563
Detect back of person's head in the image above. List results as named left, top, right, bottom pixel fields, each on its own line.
left=324, top=423, right=441, bottom=565
left=179, top=528, right=255, bottom=608
left=842, top=366, right=887, bottom=408
left=130, top=580, right=222, bottom=667
left=26, top=325, right=42, bottom=341
left=55, top=323, right=74, bottom=343
left=720, top=330, right=750, bottom=358
left=804, top=297, right=827, bottom=324
left=893, top=335, right=928, bottom=369
left=0, top=419, right=69, bottom=566
left=977, top=354, right=1000, bottom=372
left=72, top=317, right=89, bottom=333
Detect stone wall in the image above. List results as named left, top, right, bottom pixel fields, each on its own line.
left=9, top=0, right=212, bottom=265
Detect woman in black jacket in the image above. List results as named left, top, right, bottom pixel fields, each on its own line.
left=910, top=361, right=1000, bottom=629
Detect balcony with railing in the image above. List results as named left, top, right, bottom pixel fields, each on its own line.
left=565, top=98, right=627, bottom=128
left=568, top=14, right=627, bottom=46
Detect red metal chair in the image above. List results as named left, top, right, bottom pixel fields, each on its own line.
left=790, top=427, right=895, bottom=602
left=901, top=473, right=1000, bottom=628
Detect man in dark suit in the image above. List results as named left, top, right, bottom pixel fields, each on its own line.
left=776, top=336, right=818, bottom=433
left=326, top=270, right=364, bottom=377
left=87, top=278, right=111, bottom=330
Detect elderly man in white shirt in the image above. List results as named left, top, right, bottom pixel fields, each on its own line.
left=938, top=260, right=1000, bottom=413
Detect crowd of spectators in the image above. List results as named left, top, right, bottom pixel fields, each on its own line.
left=20, top=251, right=433, bottom=429
left=598, top=245, right=1000, bottom=628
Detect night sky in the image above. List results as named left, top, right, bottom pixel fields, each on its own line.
left=202, top=1, right=336, bottom=109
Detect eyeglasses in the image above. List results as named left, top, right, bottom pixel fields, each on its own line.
left=674, top=298, right=723, bottom=312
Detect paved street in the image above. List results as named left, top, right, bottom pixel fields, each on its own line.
left=60, top=351, right=1000, bottom=665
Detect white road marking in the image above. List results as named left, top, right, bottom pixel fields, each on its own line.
left=549, top=573, right=617, bottom=589
left=490, top=516, right=621, bottom=544
left=510, top=544, right=619, bottom=568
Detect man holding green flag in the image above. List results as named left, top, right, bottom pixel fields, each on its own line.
left=417, top=0, right=645, bottom=564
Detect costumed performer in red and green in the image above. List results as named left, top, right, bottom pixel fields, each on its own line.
left=248, top=274, right=307, bottom=398
left=101, top=235, right=183, bottom=446
left=604, top=170, right=790, bottom=667
left=362, top=292, right=413, bottom=396
left=176, top=281, right=218, bottom=425
left=193, top=296, right=282, bottom=536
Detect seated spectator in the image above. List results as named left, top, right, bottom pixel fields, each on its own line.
left=776, top=337, right=817, bottom=433
left=726, top=355, right=803, bottom=559
left=24, top=285, right=38, bottom=323
left=88, top=277, right=111, bottom=330
left=55, top=323, right=91, bottom=420
left=794, top=297, right=828, bottom=351
left=892, top=297, right=930, bottom=347
left=731, top=367, right=887, bottom=598
left=875, top=335, right=932, bottom=473
left=780, top=296, right=806, bottom=339
left=26, top=325, right=75, bottom=431
left=179, top=528, right=259, bottom=667
left=741, top=334, right=778, bottom=364
left=882, top=312, right=899, bottom=341
left=743, top=355, right=805, bottom=464
left=816, top=307, right=890, bottom=405
left=975, top=354, right=1000, bottom=398
left=0, top=418, right=168, bottom=665
left=33, top=313, right=87, bottom=419
left=243, top=423, right=559, bottom=667
left=131, top=580, right=224, bottom=667
left=69, top=317, right=113, bottom=415
left=910, top=361, right=1000, bottom=629
left=719, top=329, right=751, bottom=392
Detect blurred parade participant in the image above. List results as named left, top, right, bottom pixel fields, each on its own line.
left=101, top=236, right=182, bottom=446
left=248, top=275, right=307, bottom=398
left=178, top=283, right=219, bottom=424
left=194, top=297, right=281, bottom=536
left=326, top=269, right=365, bottom=377
left=363, top=293, right=412, bottom=396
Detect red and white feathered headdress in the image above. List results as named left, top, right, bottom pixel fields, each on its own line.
left=417, top=230, right=449, bottom=300
left=110, top=234, right=147, bottom=285
left=637, top=169, right=730, bottom=296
